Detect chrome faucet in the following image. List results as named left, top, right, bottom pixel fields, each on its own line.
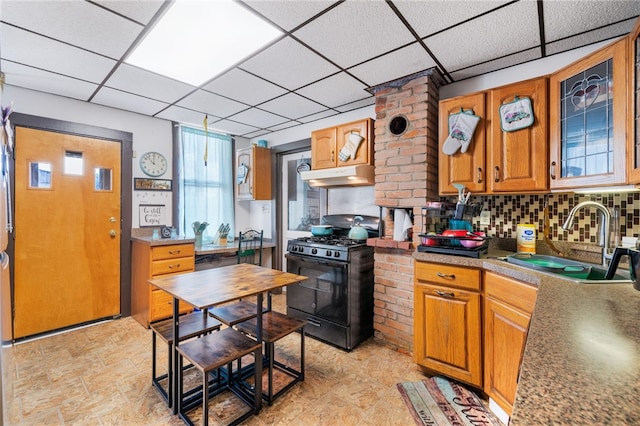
left=562, top=201, right=612, bottom=267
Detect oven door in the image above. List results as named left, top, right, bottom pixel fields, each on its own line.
left=285, top=254, right=348, bottom=325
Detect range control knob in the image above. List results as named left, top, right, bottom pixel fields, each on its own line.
left=334, top=252, right=341, bottom=258
left=326, top=250, right=332, bottom=257
left=311, top=248, right=317, bottom=255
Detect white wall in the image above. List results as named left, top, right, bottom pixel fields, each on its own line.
left=4, top=85, right=173, bottom=228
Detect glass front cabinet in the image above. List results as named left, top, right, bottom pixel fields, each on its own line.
left=628, top=18, right=640, bottom=184
left=549, top=38, right=627, bottom=190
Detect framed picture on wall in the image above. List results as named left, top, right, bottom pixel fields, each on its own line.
left=139, top=204, right=169, bottom=227
left=134, top=177, right=172, bottom=191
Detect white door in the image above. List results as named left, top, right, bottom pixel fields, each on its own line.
left=280, top=151, right=326, bottom=269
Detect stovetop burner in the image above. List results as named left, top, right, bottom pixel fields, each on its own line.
left=294, top=236, right=366, bottom=247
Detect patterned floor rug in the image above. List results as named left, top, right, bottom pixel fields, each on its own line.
left=397, top=376, right=504, bottom=426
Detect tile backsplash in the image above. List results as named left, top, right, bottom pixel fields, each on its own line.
left=430, top=192, right=640, bottom=245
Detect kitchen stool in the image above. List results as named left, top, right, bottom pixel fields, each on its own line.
left=176, top=327, right=262, bottom=426
left=150, top=311, right=222, bottom=408
left=235, top=311, right=306, bottom=405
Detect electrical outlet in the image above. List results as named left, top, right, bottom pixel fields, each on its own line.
left=479, top=210, right=491, bottom=226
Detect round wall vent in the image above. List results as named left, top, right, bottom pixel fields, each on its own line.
left=389, top=115, right=408, bottom=135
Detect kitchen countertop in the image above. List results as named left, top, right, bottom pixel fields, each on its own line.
left=413, top=250, right=640, bottom=425
left=131, top=235, right=196, bottom=246
left=130, top=235, right=276, bottom=254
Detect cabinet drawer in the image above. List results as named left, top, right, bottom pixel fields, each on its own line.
left=151, top=244, right=195, bottom=261
left=484, top=271, right=537, bottom=314
left=151, top=256, right=194, bottom=276
left=150, top=289, right=192, bottom=322
left=415, top=261, right=481, bottom=291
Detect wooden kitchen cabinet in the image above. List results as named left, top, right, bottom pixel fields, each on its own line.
left=237, top=146, right=272, bottom=200
left=439, top=92, right=486, bottom=195
left=414, top=261, right=483, bottom=388
left=627, top=17, right=640, bottom=183
left=131, top=240, right=195, bottom=328
left=311, top=118, right=373, bottom=170
left=487, top=77, right=548, bottom=193
left=483, top=271, right=537, bottom=415
left=549, top=38, right=627, bottom=190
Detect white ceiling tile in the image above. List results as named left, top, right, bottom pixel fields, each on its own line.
left=297, top=72, right=370, bottom=109
left=293, top=1, right=415, bottom=69
left=155, top=106, right=218, bottom=128
left=1, top=0, right=144, bottom=59
left=296, top=109, right=340, bottom=124
left=207, top=119, right=260, bottom=137
left=393, top=0, right=511, bottom=37
left=426, top=1, right=540, bottom=74
left=349, top=43, right=438, bottom=88
left=335, top=98, right=376, bottom=113
left=177, top=90, right=248, bottom=118
left=242, top=0, right=335, bottom=31
left=227, top=108, right=288, bottom=129
left=244, top=130, right=272, bottom=139
left=260, top=93, right=325, bottom=119
left=93, top=0, right=165, bottom=25
left=267, top=121, right=302, bottom=131
left=448, top=48, right=541, bottom=81
left=105, top=64, right=196, bottom=103
left=546, top=22, right=632, bottom=56
left=1, top=60, right=98, bottom=101
left=91, top=87, right=169, bottom=116
left=544, top=1, right=640, bottom=43
left=1, top=24, right=116, bottom=83
left=202, top=69, right=287, bottom=105
left=240, top=37, right=339, bottom=90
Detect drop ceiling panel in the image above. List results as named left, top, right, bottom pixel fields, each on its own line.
left=297, top=72, right=370, bottom=109
left=260, top=93, right=326, bottom=119
left=546, top=23, right=631, bottom=56
left=239, top=37, right=339, bottom=90
left=335, top=98, right=376, bottom=113
left=267, top=120, right=302, bottom=131
left=426, top=1, right=540, bottom=74
left=92, top=87, right=169, bottom=116
left=393, top=0, right=511, bottom=37
left=293, top=1, right=415, bottom=69
left=544, top=1, right=640, bottom=43
left=227, top=108, right=288, bottom=129
left=448, top=48, right=541, bottom=81
left=243, top=0, right=336, bottom=31
left=349, top=43, right=437, bottom=87
left=93, top=0, right=165, bottom=25
left=105, top=64, right=195, bottom=103
left=202, top=69, right=287, bottom=105
left=155, top=106, right=220, bottom=128
left=2, top=0, right=144, bottom=59
left=207, top=119, right=260, bottom=136
left=1, top=24, right=117, bottom=84
left=177, top=89, right=248, bottom=119
left=296, top=109, right=339, bottom=124
left=1, top=61, right=98, bottom=100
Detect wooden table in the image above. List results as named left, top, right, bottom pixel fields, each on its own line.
left=149, top=264, right=307, bottom=416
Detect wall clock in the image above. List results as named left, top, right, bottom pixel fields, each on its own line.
left=139, top=151, right=167, bottom=177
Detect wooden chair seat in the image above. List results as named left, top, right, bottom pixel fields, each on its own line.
left=150, top=312, right=222, bottom=408
left=176, top=327, right=262, bottom=426
left=208, top=299, right=267, bottom=326
left=236, top=311, right=306, bottom=405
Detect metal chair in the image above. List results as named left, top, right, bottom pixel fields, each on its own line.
left=237, top=229, right=263, bottom=266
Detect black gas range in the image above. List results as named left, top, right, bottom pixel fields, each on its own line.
left=287, top=236, right=368, bottom=262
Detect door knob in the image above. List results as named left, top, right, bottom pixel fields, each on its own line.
left=109, top=230, right=117, bottom=237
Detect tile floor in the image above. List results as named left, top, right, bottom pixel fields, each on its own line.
left=3, top=293, right=427, bottom=425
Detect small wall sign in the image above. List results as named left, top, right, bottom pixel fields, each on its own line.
left=139, top=204, right=168, bottom=227
left=134, top=177, right=172, bottom=191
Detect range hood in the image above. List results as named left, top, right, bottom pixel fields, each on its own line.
left=300, top=164, right=375, bottom=187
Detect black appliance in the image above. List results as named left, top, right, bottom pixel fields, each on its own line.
left=285, top=214, right=378, bottom=351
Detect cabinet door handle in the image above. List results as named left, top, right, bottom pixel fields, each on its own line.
left=168, top=250, right=181, bottom=255
left=435, top=290, right=455, bottom=298
left=550, top=161, right=556, bottom=180
left=168, top=264, right=180, bottom=269
left=331, top=150, right=335, bottom=162
left=477, top=168, right=483, bottom=183
left=436, top=272, right=455, bottom=279
left=494, top=166, right=500, bottom=182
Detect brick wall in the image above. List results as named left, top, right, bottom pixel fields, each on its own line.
left=368, top=69, right=443, bottom=353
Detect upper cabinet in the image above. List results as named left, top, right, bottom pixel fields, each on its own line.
left=311, top=118, right=373, bottom=170
left=549, top=38, right=627, bottom=190
left=439, top=92, right=486, bottom=194
left=487, top=77, right=548, bottom=193
left=236, top=146, right=272, bottom=201
left=628, top=18, right=640, bottom=184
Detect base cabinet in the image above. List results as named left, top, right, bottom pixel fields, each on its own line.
left=414, top=261, right=483, bottom=387
left=131, top=240, right=195, bottom=327
left=483, top=271, right=537, bottom=415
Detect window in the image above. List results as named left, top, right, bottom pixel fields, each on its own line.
left=177, top=126, right=234, bottom=243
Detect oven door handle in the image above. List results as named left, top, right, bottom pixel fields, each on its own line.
left=286, top=254, right=348, bottom=269
left=297, top=281, right=332, bottom=293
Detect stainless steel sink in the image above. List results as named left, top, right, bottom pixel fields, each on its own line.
left=505, top=253, right=632, bottom=284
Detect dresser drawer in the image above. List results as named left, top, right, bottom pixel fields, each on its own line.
left=415, top=261, right=481, bottom=291
left=151, top=243, right=195, bottom=261
left=150, top=289, right=192, bottom=322
left=151, top=256, right=194, bottom=276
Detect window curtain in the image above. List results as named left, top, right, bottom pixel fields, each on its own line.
left=177, top=126, right=234, bottom=242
